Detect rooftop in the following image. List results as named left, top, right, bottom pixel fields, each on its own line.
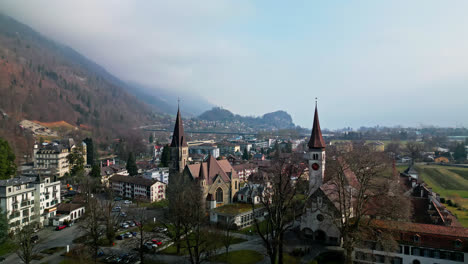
left=109, top=175, right=160, bottom=186
left=0, top=176, right=36, bottom=187
left=213, top=203, right=263, bottom=215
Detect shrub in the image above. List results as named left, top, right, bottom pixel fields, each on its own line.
left=440, top=197, right=446, bottom=203
left=447, top=200, right=453, bottom=206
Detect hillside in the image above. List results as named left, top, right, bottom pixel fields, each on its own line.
left=198, top=107, right=295, bottom=130
left=0, top=14, right=157, bottom=155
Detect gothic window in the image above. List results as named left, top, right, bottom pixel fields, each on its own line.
left=316, top=214, right=324, bottom=222
left=216, top=188, right=223, bottom=203
left=235, top=181, right=238, bottom=190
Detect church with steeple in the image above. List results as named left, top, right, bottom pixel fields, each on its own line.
left=168, top=104, right=239, bottom=209
left=300, top=102, right=342, bottom=245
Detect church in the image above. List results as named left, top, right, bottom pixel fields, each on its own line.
left=168, top=106, right=240, bottom=209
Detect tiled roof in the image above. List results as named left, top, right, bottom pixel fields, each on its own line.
left=57, top=203, right=84, bottom=213
left=307, top=105, right=326, bottom=150
left=109, top=175, right=159, bottom=187
left=372, top=219, right=468, bottom=239
left=187, top=155, right=238, bottom=184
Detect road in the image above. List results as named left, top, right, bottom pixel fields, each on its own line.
left=3, top=224, right=84, bottom=264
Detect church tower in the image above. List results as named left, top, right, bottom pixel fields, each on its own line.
left=306, top=101, right=326, bottom=194
left=170, top=106, right=188, bottom=174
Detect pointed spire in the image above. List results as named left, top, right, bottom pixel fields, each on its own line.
left=308, top=100, right=326, bottom=150
left=170, top=104, right=188, bottom=147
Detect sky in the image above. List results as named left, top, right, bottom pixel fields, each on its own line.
left=1, top=0, right=468, bottom=129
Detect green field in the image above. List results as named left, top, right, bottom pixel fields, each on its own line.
left=210, top=250, right=263, bottom=264
left=414, top=165, right=468, bottom=227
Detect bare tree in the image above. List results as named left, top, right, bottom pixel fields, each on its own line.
left=81, top=196, right=104, bottom=263
left=102, top=198, right=119, bottom=246
left=16, top=224, right=38, bottom=264
left=324, top=144, right=411, bottom=264
left=165, top=172, right=188, bottom=255
left=249, top=154, right=308, bottom=264
left=125, top=207, right=151, bottom=264
left=405, top=141, right=423, bottom=162
left=219, top=216, right=236, bottom=262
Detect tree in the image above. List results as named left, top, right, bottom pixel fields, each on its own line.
left=102, top=192, right=119, bottom=246
left=126, top=207, right=151, bottom=264
left=454, top=143, right=467, bottom=162
left=384, top=141, right=401, bottom=157
left=81, top=197, right=103, bottom=263
left=0, top=138, right=16, bottom=180
left=16, top=224, right=38, bottom=264
left=149, top=134, right=154, bottom=144
left=405, top=141, right=423, bottom=162
left=250, top=155, right=308, bottom=264
left=285, top=142, right=292, bottom=153
left=220, top=217, right=236, bottom=262
left=67, top=147, right=85, bottom=176
left=160, top=145, right=171, bottom=167
left=165, top=173, right=188, bottom=255
left=242, top=148, right=249, bottom=160
left=324, top=144, right=411, bottom=264
left=83, top=138, right=95, bottom=165
left=90, top=164, right=101, bottom=178
left=0, top=208, right=8, bottom=245
left=126, top=152, right=138, bottom=176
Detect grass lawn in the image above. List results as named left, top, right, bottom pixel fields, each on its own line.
left=138, top=199, right=169, bottom=209
left=0, top=239, right=18, bottom=256
left=235, top=220, right=269, bottom=236
left=283, top=253, right=301, bottom=264
left=213, top=203, right=262, bottom=215
left=41, top=247, right=66, bottom=255
left=210, top=250, right=263, bottom=264
left=414, top=164, right=468, bottom=227
left=311, top=251, right=344, bottom=264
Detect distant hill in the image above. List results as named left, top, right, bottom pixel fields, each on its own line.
left=0, top=14, right=157, bottom=153
left=198, top=107, right=295, bottom=130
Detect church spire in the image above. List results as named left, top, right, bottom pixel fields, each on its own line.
left=170, top=105, right=188, bottom=147
left=307, top=100, right=326, bottom=150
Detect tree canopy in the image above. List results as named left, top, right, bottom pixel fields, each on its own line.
left=126, top=152, right=138, bottom=176
left=0, top=138, right=16, bottom=180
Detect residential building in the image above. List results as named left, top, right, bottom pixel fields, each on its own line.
left=236, top=183, right=266, bottom=204
left=232, top=163, right=258, bottom=181
left=143, top=167, right=169, bottom=184
left=110, top=175, right=166, bottom=202
left=52, top=203, right=85, bottom=226
left=153, top=145, right=164, bottom=163
left=189, top=143, right=220, bottom=158
left=100, top=165, right=128, bottom=187
left=218, top=142, right=241, bottom=156
left=210, top=203, right=267, bottom=229
left=0, top=175, right=60, bottom=231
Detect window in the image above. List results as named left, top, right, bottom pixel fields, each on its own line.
left=455, top=239, right=462, bottom=248
left=413, top=234, right=420, bottom=243
left=235, top=181, right=238, bottom=190
left=7, top=187, right=11, bottom=193
left=316, top=214, right=324, bottom=222
left=216, top=188, right=223, bottom=203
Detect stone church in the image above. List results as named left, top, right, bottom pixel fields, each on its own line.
left=168, top=106, right=239, bottom=209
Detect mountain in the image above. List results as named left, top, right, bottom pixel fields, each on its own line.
left=125, top=81, right=214, bottom=117
left=0, top=14, right=156, bottom=150
left=198, top=107, right=295, bottom=130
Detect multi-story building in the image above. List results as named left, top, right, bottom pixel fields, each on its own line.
left=110, top=175, right=166, bottom=202
left=33, top=139, right=87, bottom=177
left=232, top=163, right=258, bottom=181
left=189, top=143, right=220, bottom=158
left=0, top=175, right=60, bottom=231
left=143, top=168, right=169, bottom=184
left=218, top=142, right=241, bottom=156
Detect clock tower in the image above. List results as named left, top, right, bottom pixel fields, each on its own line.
left=306, top=101, right=326, bottom=194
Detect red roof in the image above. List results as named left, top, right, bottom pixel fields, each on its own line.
left=307, top=105, right=326, bottom=149
left=188, top=155, right=238, bottom=184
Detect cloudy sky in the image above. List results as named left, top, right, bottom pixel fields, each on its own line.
left=2, top=0, right=468, bottom=129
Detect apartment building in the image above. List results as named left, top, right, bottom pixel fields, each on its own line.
left=33, top=139, right=87, bottom=177
left=189, top=143, right=220, bottom=158
left=110, top=175, right=166, bottom=202
left=0, top=175, right=60, bottom=231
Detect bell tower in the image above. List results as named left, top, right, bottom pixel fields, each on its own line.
left=306, top=100, right=326, bottom=194
left=170, top=105, right=188, bottom=174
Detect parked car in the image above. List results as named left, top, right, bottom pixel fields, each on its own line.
left=112, top=206, right=121, bottom=212
left=131, top=231, right=137, bottom=237
left=120, top=212, right=127, bottom=217
left=114, top=197, right=122, bottom=201
left=153, top=227, right=168, bottom=233
left=144, top=242, right=157, bottom=250
left=123, top=200, right=132, bottom=204
left=55, top=225, right=67, bottom=231
left=116, top=235, right=125, bottom=240
left=121, top=222, right=129, bottom=229
left=124, top=232, right=132, bottom=238
left=151, top=239, right=162, bottom=246
left=129, top=221, right=135, bottom=227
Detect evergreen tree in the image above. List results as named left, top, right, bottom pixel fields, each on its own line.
left=286, top=142, right=292, bottom=153
left=0, top=138, right=16, bottom=180
left=0, top=208, right=8, bottom=245
left=149, top=134, right=154, bottom=144
left=242, top=148, right=249, bottom=160
left=83, top=138, right=94, bottom=165
left=90, top=164, right=101, bottom=178
left=126, top=152, right=138, bottom=176
left=160, top=145, right=171, bottom=167
left=454, top=143, right=467, bottom=162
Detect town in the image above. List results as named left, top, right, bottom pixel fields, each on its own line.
left=0, top=102, right=467, bottom=264
left=1, top=2, right=468, bottom=264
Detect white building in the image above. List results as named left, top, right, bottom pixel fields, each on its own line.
left=0, top=175, right=61, bottom=231
left=189, top=143, right=220, bottom=158
left=143, top=168, right=169, bottom=184
left=210, top=203, right=267, bottom=229
left=110, top=175, right=166, bottom=202
left=52, top=203, right=85, bottom=226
